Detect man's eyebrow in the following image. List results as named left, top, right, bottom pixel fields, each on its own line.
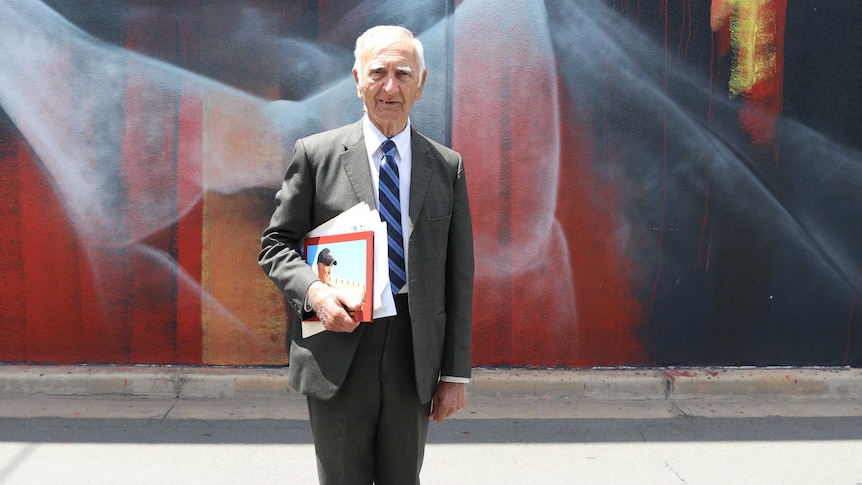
left=364, top=63, right=415, bottom=75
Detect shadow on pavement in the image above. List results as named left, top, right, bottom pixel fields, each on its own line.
left=2, top=416, right=862, bottom=444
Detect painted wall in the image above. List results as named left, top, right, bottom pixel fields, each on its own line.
left=1, top=0, right=860, bottom=367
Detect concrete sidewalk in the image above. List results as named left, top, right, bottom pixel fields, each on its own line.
left=3, top=366, right=862, bottom=484
left=1, top=365, right=861, bottom=401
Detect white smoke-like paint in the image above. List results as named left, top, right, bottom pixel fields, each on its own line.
left=0, top=1, right=342, bottom=245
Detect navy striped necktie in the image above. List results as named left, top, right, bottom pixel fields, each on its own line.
left=379, top=139, right=406, bottom=294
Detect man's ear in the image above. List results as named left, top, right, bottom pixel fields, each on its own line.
left=417, top=70, right=428, bottom=99
left=353, top=68, right=363, bottom=97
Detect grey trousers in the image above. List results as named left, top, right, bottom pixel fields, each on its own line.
left=307, top=295, right=432, bottom=485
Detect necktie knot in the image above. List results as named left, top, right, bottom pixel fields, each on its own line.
left=381, top=139, right=397, bottom=158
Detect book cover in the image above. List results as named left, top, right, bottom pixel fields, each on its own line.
left=302, top=231, right=374, bottom=336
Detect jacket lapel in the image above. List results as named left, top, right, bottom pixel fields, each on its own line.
left=409, top=130, right=432, bottom=225
left=339, top=121, right=376, bottom=209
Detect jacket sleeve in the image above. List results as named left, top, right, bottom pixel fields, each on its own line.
left=441, top=153, right=475, bottom=379
left=258, top=138, right=320, bottom=317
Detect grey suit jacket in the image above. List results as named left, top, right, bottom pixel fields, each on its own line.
left=259, top=120, right=474, bottom=404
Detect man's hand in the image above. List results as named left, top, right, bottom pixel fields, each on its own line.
left=429, top=381, right=466, bottom=423
left=306, top=281, right=362, bottom=332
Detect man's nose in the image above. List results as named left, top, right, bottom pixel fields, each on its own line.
left=382, top=74, right=397, bottom=92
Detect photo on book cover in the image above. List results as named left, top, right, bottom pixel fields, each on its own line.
left=303, top=231, right=374, bottom=324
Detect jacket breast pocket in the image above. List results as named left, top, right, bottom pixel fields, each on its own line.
left=423, top=184, right=453, bottom=221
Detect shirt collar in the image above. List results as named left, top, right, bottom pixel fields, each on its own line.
left=362, top=115, right=411, bottom=160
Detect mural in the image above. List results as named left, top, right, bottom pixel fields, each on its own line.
left=0, top=0, right=860, bottom=368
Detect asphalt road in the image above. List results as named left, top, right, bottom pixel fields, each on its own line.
left=1, top=395, right=862, bottom=484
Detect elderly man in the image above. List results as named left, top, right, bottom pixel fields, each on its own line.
left=259, top=25, right=474, bottom=484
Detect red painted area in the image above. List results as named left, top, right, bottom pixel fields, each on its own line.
left=3, top=53, right=134, bottom=363
left=18, top=138, right=89, bottom=361
left=174, top=79, right=204, bottom=364
left=6, top=4, right=208, bottom=365
left=454, top=6, right=647, bottom=367
left=4, top=46, right=96, bottom=362
left=174, top=5, right=205, bottom=364
left=0, top=126, right=26, bottom=361
left=556, top=86, right=648, bottom=366
left=710, top=0, right=733, bottom=57
left=452, top=11, right=511, bottom=366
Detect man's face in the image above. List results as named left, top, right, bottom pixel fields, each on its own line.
left=317, top=262, right=332, bottom=284
left=353, top=35, right=427, bottom=137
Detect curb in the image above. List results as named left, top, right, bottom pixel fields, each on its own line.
left=470, top=368, right=862, bottom=400
left=0, top=365, right=860, bottom=401
left=0, top=366, right=292, bottom=400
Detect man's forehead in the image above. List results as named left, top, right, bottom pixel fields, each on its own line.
left=362, top=39, right=417, bottom=64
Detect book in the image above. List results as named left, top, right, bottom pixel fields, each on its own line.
left=304, top=202, right=397, bottom=320
left=301, top=230, right=374, bottom=337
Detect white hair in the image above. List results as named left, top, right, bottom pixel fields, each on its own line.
left=353, top=25, right=426, bottom=86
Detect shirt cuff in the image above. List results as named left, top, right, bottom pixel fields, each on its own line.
left=304, top=280, right=323, bottom=312
left=440, top=376, right=470, bottom=384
